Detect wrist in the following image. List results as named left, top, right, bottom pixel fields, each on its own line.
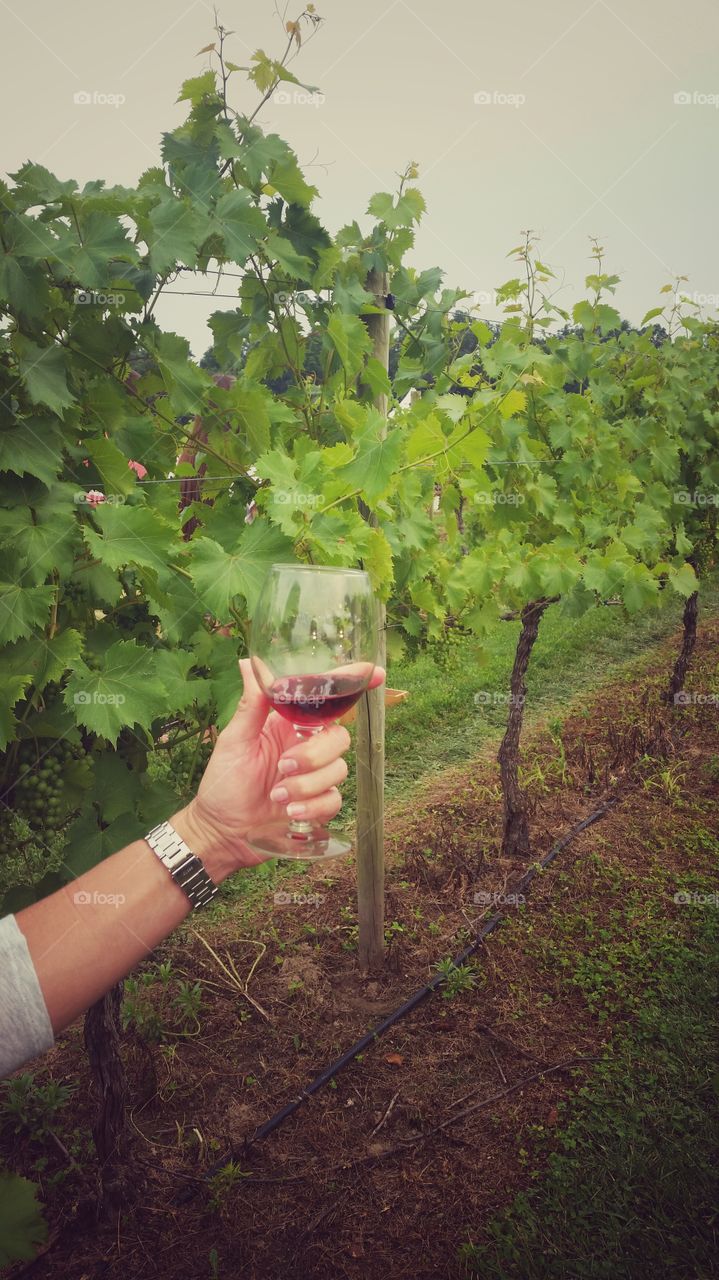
left=169, top=802, right=240, bottom=885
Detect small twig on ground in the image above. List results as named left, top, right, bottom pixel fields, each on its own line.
left=488, top=1043, right=507, bottom=1085
left=370, top=1091, right=400, bottom=1137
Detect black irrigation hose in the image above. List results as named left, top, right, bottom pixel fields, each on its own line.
left=175, top=795, right=619, bottom=1204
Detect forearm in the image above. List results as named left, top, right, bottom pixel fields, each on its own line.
left=14, top=804, right=233, bottom=1035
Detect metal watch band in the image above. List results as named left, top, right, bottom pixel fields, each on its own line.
left=144, top=820, right=219, bottom=910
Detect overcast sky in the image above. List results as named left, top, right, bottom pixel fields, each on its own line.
left=1, top=0, right=716, bottom=357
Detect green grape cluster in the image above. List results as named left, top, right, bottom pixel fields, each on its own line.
left=427, top=621, right=471, bottom=671
left=693, top=537, right=714, bottom=577
left=116, top=601, right=154, bottom=635
left=11, top=740, right=80, bottom=831
left=62, top=577, right=87, bottom=606
left=169, top=735, right=213, bottom=798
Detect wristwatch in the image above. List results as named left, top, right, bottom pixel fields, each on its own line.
left=145, top=820, right=219, bottom=910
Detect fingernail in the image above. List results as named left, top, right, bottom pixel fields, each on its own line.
left=277, top=757, right=298, bottom=775
left=287, top=802, right=306, bottom=818
left=270, top=786, right=289, bottom=803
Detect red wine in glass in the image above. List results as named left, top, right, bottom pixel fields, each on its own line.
left=245, top=564, right=379, bottom=862
left=267, top=672, right=368, bottom=728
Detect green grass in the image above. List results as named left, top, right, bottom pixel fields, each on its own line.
left=457, top=837, right=719, bottom=1280
left=340, top=581, right=719, bottom=821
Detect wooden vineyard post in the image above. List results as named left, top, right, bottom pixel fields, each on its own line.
left=356, top=268, right=390, bottom=973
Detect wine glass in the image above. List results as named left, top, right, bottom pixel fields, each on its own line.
left=246, top=563, right=379, bottom=861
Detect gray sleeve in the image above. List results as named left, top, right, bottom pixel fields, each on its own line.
left=0, top=914, right=54, bottom=1078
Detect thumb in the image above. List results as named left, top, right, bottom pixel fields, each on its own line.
left=223, top=658, right=271, bottom=747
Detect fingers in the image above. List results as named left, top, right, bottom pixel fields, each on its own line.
left=288, top=787, right=343, bottom=825
left=277, top=722, right=351, bottom=775
left=368, top=664, right=386, bottom=690
left=270, top=756, right=348, bottom=808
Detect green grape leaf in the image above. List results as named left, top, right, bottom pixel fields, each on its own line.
left=4, top=628, right=83, bottom=694
left=0, top=674, right=32, bottom=751
left=13, top=338, right=75, bottom=414
left=91, top=752, right=140, bottom=824
left=303, top=509, right=372, bottom=564
left=146, top=331, right=210, bottom=417
left=406, top=414, right=447, bottom=464
left=177, top=70, right=217, bottom=105
left=268, top=156, right=318, bottom=207
left=152, top=648, right=208, bottom=714
left=0, top=583, right=54, bottom=643
left=498, top=388, right=527, bottom=420
left=0, top=1172, right=48, bottom=1267
left=534, top=551, right=582, bottom=597
left=64, top=640, right=168, bottom=744
left=641, top=307, right=665, bottom=327
left=213, top=189, right=266, bottom=264
left=337, top=410, right=403, bottom=503
left=0, top=499, right=78, bottom=586
left=360, top=356, right=392, bottom=399
left=0, top=420, right=64, bottom=487
left=215, top=381, right=273, bottom=456
left=189, top=520, right=294, bottom=618
left=68, top=211, right=139, bottom=288
left=362, top=526, right=394, bottom=598
left=0, top=255, right=50, bottom=321
left=264, top=230, right=313, bottom=278
left=367, top=188, right=425, bottom=229
left=147, top=195, right=208, bottom=275
left=332, top=274, right=375, bottom=315
left=668, top=561, right=698, bottom=597
left=82, top=503, right=175, bottom=571
left=84, top=438, right=137, bottom=497
left=621, top=562, right=660, bottom=614
left=205, top=634, right=242, bottom=731
left=327, top=311, right=373, bottom=378
left=234, top=125, right=290, bottom=187
left=386, top=506, right=435, bottom=552
left=448, top=422, right=491, bottom=469
left=255, top=448, right=298, bottom=491
left=145, top=563, right=207, bottom=644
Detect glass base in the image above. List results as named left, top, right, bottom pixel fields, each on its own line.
left=245, top=820, right=352, bottom=862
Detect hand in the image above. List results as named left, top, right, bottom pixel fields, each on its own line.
left=173, top=658, right=386, bottom=880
